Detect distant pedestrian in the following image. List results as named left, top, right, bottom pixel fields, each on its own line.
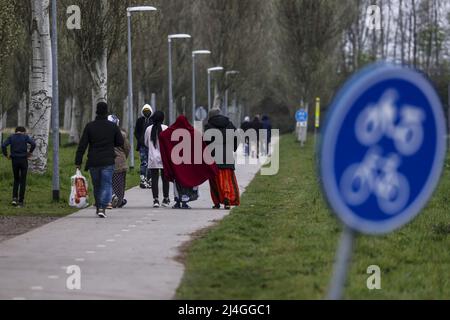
left=205, top=108, right=240, bottom=210
left=251, top=115, right=263, bottom=158
left=108, top=115, right=130, bottom=209
left=134, top=104, right=153, bottom=189
left=75, top=102, right=124, bottom=218
left=261, top=115, right=272, bottom=156
left=1, top=127, right=36, bottom=207
left=144, top=111, right=170, bottom=208
left=240, top=116, right=252, bottom=157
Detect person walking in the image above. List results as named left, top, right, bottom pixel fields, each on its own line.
left=144, top=111, right=170, bottom=208
left=251, top=115, right=263, bottom=159
left=134, top=104, right=153, bottom=189
left=1, top=127, right=36, bottom=207
left=261, top=115, right=272, bottom=156
left=75, top=102, right=124, bottom=218
left=240, top=116, right=252, bottom=157
left=204, top=108, right=240, bottom=210
left=108, top=115, right=130, bottom=209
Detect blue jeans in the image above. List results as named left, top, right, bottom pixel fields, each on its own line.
left=89, top=165, right=114, bottom=209
left=139, top=147, right=149, bottom=177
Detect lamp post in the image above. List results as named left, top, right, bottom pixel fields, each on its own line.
left=192, top=50, right=211, bottom=124
left=207, top=67, right=224, bottom=111
left=224, top=70, right=239, bottom=117
left=51, top=0, right=60, bottom=201
left=168, top=34, right=191, bottom=124
left=127, top=6, right=157, bottom=169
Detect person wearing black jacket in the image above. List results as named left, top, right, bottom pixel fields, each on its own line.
left=251, top=115, right=263, bottom=159
left=2, top=127, right=36, bottom=207
left=75, top=102, right=124, bottom=218
left=204, top=108, right=240, bottom=210
left=240, top=116, right=252, bottom=157
left=134, top=104, right=153, bottom=189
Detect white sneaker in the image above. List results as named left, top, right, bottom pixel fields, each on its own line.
left=97, top=209, right=107, bottom=218
left=153, top=200, right=160, bottom=208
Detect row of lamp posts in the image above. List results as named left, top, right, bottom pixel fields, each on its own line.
left=49, top=3, right=242, bottom=199
left=126, top=6, right=241, bottom=169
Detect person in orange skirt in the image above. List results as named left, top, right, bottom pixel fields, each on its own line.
left=204, top=108, right=240, bottom=210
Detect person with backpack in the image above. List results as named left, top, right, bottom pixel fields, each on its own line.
left=108, top=115, right=130, bottom=209
left=75, top=102, right=124, bottom=218
left=1, top=127, right=36, bottom=207
left=144, top=111, right=170, bottom=208
left=134, top=104, right=153, bottom=189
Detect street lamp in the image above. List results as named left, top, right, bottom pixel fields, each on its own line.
left=224, top=70, right=239, bottom=117
left=192, top=50, right=211, bottom=123
left=168, top=34, right=191, bottom=124
left=207, top=67, right=224, bottom=111
left=51, top=0, right=60, bottom=201
left=127, top=6, right=157, bottom=169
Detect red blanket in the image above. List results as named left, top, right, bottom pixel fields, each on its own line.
left=159, top=116, right=218, bottom=188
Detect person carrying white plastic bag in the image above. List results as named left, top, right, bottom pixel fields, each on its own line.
left=69, top=169, right=89, bottom=209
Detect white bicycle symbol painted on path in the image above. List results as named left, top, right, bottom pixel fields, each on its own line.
left=340, top=89, right=426, bottom=214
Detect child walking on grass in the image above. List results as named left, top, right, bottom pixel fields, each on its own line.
left=1, top=127, right=36, bottom=207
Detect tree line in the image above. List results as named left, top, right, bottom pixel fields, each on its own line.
left=1, top=0, right=449, bottom=173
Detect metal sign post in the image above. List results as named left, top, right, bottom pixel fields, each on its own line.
left=321, top=63, right=447, bottom=300
left=295, top=108, right=308, bottom=147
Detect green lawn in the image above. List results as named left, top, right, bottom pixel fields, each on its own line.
left=176, top=134, right=450, bottom=300
left=0, top=134, right=140, bottom=217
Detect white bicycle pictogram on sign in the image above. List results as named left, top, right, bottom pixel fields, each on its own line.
left=355, top=89, right=426, bottom=156
left=340, top=89, right=426, bottom=214
left=340, top=148, right=410, bottom=215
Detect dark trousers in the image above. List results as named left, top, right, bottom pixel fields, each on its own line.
left=12, top=158, right=28, bottom=202
left=150, top=169, right=169, bottom=200
left=113, top=171, right=127, bottom=204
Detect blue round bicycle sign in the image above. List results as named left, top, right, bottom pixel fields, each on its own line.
left=321, top=63, right=447, bottom=234
left=296, top=109, right=308, bottom=123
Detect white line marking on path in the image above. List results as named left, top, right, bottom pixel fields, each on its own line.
left=12, top=297, right=26, bottom=300
left=128, top=225, right=137, bottom=228
left=115, top=234, right=122, bottom=237
left=75, top=258, right=85, bottom=262
left=122, top=229, right=130, bottom=232
left=48, top=275, right=59, bottom=280
left=86, top=251, right=96, bottom=254
left=96, top=244, right=106, bottom=248
left=31, top=286, right=43, bottom=291
left=106, top=239, right=115, bottom=242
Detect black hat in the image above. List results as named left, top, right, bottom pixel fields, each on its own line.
left=96, top=102, right=108, bottom=116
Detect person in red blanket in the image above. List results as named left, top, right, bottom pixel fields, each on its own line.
left=159, top=115, right=218, bottom=209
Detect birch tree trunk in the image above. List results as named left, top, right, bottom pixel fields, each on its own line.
left=68, top=96, right=80, bottom=144
left=63, top=96, right=72, bottom=131
left=89, top=47, right=108, bottom=114
left=17, top=92, right=27, bottom=127
left=122, top=97, right=128, bottom=131
left=28, top=0, right=52, bottom=174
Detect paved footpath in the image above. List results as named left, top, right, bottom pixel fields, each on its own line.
left=0, top=144, right=272, bottom=300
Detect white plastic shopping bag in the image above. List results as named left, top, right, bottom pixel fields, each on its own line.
left=69, top=169, right=89, bottom=208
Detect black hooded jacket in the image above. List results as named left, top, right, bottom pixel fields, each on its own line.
left=134, top=116, right=153, bottom=151
left=75, top=115, right=124, bottom=170
left=204, top=115, right=238, bottom=170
